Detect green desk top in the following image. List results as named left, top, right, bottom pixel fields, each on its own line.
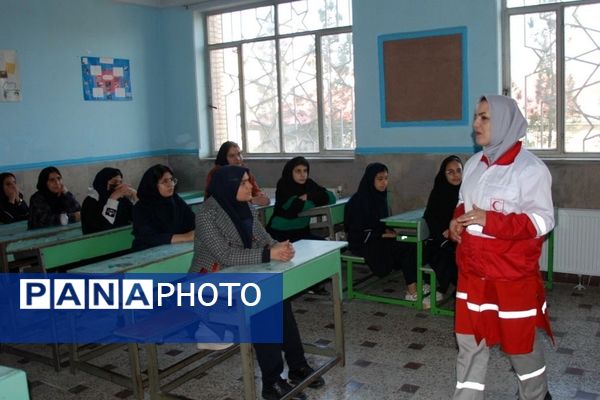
left=0, top=365, right=29, bottom=400
left=0, top=220, right=27, bottom=235
left=381, top=208, right=429, bottom=241
left=178, top=190, right=204, bottom=200
left=184, top=196, right=204, bottom=205
left=222, top=240, right=347, bottom=299
left=69, top=242, right=193, bottom=274
left=0, top=221, right=81, bottom=246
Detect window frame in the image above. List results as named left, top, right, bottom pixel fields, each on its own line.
left=204, top=0, right=354, bottom=157
left=501, top=0, right=600, bottom=158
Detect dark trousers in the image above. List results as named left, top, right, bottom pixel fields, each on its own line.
left=254, top=300, right=307, bottom=385
left=354, top=238, right=417, bottom=285
left=424, top=239, right=457, bottom=293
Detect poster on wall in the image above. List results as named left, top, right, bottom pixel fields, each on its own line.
left=0, top=50, right=21, bottom=102
left=81, top=56, right=132, bottom=101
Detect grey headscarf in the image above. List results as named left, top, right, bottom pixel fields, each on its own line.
left=480, top=95, right=527, bottom=164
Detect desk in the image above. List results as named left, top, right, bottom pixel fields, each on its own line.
left=178, top=190, right=204, bottom=201
left=0, top=365, right=30, bottom=400
left=255, top=198, right=276, bottom=225
left=70, top=242, right=193, bottom=275
left=65, top=242, right=194, bottom=399
left=101, top=240, right=346, bottom=400
left=298, top=197, right=349, bottom=239
left=184, top=196, right=204, bottom=206
left=0, top=220, right=27, bottom=235
left=6, top=225, right=133, bottom=273
left=3, top=225, right=135, bottom=371
left=218, top=240, right=346, bottom=400
left=0, top=222, right=82, bottom=273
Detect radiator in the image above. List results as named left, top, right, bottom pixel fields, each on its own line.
left=539, top=208, right=600, bottom=276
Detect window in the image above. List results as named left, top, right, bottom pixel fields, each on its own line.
left=206, top=0, right=354, bottom=155
left=503, top=0, right=600, bottom=155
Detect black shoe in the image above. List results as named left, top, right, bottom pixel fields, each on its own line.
left=262, top=378, right=307, bottom=400
left=307, top=284, right=329, bottom=296
left=288, top=365, right=325, bottom=389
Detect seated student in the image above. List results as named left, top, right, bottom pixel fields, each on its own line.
left=423, top=155, right=463, bottom=295
left=205, top=141, right=270, bottom=206
left=344, top=163, right=441, bottom=307
left=0, top=172, right=29, bottom=224
left=267, top=156, right=336, bottom=242
left=28, top=166, right=81, bottom=229
left=81, top=167, right=138, bottom=234
left=132, top=164, right=195, bottom=251
left=190, top=165, right=323, bottom=400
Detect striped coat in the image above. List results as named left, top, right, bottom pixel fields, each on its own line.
left=189, top=197, right=277, bottom=273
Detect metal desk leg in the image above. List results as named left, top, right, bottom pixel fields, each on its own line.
left=241, top=343, right=256, bottom=400
left=331, top=272, right=345, bottom=366
left=144, top=344, right=161, bottom=400
left=126, top=343, right=144, bottom=400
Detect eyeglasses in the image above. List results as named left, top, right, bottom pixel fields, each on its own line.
left=159, top=177, right=178, bottom=186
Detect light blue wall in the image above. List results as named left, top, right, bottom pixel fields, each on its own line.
left=161, top=7, right=201, bottom=153
left=0, top=0, right=199, bottom=171
left=353, top=0, right=501, bottom=154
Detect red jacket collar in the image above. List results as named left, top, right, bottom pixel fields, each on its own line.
left=481, top=141, right=522, bottom=166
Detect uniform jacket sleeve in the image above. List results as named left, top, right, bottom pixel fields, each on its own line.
left=483, top=162, right=554, bottom=240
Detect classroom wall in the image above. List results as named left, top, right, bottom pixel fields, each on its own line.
left=0, top=0, right=202, bottom=200
left=352, top=0, right=501, bottom=154
left=2, top=0, right=600, bottom=211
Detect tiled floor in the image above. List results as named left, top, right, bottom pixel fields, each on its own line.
left=1, top=270, right=599, bottom=400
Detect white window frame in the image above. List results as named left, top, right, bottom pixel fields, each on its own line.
left=502, top=0, right=600, bottom=158
left=204, top=0, right=354, bottom=157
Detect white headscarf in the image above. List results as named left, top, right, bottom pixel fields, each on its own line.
left=480, top=95, right=527, bottom=164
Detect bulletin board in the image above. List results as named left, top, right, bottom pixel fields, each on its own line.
left=378, top=27, right=468, bottom=127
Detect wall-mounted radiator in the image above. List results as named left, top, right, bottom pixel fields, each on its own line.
left=539, top=208, right=600, bottom=276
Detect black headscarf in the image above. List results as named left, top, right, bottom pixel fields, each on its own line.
left=344, top=163, right=390, bottom=251
left=208, top=165, right=253, bottom=248
left=92, top=167, right=123, bottom=203
left=136, top=164, right=179, bottom=224
left=345, top=163, right=389, bottom=226
left=275, top=157, right=321, bottom=205
left=36, top=166, right=70, bottom=213
left=0, top=172, right=23, bottom=205
left=423, top=155, right=463, bottom=241
left=215, top=141, right=239, bottom=166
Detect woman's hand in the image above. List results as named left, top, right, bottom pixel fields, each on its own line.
left=72, top=211, right=81, bottom=222
left=449, top=218, right=464, bottom=243
left=382, top=228, right=396, bottom=238
left=298, top=194, right=308, bottom=201
left=442, top=229, right=449, bottom=239
left=457, top=204, right=486, bottom=227
left=250, top=191, right=270, bottom=206
left=110, top=184, right=136, bottom=200
left=270, top=240, right=295, bottom=261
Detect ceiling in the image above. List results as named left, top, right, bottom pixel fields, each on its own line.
left=112, top=0, right=257, bottom=10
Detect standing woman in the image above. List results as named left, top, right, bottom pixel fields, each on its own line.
left=191, top=165, right=323, bottom=400
left=81, top=167, right=138, bottom=234
left=423, top=155, right=463, bottom=295
left=132, top=164, right=195, bottom=251
left=28, top=167, right=81, bottom=229
left=449, top=95, right=554, bottom=400
left=345, top=163, right=430, bottom=304
left=0, top=172, right=29, bottom=224
left=267, top=156, right=336, bottom=242
left=205, top=141, right=270, bottom=206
